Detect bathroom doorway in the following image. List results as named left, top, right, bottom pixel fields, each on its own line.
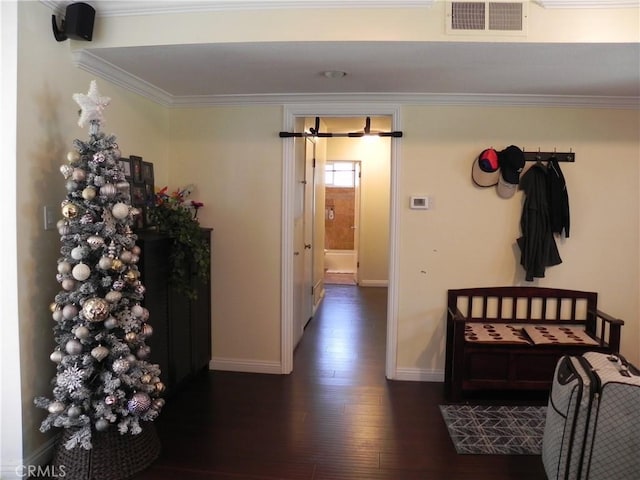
left=324, top=160, right=360, bottom=286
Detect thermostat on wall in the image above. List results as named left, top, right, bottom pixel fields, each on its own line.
left=410, top=196, right=430, bottom=210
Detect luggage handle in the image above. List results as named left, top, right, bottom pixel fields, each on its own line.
left=606, top=354, right=639, bottom=377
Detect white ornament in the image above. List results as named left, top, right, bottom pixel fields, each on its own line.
left=68, top=406, right=82, bottom=418
left=72, top=263, right=91, bottom=281
left=112, top=203, right=129, bottom=219
left=72, top=80, right=111, bottom=128
left=71, top=246, right=86, bottom=260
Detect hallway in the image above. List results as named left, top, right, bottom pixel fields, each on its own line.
left=134, top=285, right=546, bottom=479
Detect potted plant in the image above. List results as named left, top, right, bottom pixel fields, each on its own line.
left=147, top=187, right=210, bottom=299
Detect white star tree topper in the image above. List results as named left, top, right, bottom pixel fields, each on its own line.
left=72, top=80, right=111, bottom=128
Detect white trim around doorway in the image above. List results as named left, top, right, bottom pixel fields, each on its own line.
left=281, top=103, right=401, bottom=379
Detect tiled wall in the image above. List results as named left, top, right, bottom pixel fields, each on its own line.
left=325, top=187, right=355, bottom=250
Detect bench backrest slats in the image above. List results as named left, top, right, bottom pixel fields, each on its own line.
left=448, top=287, right=598, bottom=324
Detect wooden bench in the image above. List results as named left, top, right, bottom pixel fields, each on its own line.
left=444, top=287, right=624, bottom=402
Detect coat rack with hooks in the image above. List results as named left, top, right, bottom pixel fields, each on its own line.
left=523, top=149, right=575, bottom=163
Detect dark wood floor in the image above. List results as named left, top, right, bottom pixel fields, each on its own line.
left=134, top=285, right=547, bottom=480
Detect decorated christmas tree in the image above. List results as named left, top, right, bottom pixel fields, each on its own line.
left=35, top=81, right=164, bottom=450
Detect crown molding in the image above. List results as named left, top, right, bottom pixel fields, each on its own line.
left=535, top=0, right=640, bottom=7
left=41, top=1, right=435, bottom=16
left=72, top=49, right=640, bottom=109
left=72, top=50, right=173, bottom=106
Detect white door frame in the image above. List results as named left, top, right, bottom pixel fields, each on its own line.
left=281, top=103, right=401, bottom=378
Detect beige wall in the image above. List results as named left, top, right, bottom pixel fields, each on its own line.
left=327, top=136, right=391, bottom=285
left=398, top=105, right=640, bottom=372
left=168, top=106, right=283, bottom=366
left=15, top=0, right=170, bottom=463
left=11, top=0, right=640, bottom=468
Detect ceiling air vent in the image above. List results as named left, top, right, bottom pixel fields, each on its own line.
left=446, top=1, right=527, bottom=35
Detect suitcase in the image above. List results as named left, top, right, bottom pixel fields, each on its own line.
left=542, top=351, right=640, bottom=480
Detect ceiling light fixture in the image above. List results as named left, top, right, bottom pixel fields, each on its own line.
left=322, top=70, right=347, bottom=79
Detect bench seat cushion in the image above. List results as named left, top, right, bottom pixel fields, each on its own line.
left=523, top=325, right=599, bottom=346
left=464, top=323, right=531, bottom=344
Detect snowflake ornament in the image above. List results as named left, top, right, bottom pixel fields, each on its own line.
left=56, top=365, right=86, bottom=392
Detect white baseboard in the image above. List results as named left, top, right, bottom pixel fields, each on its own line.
left=358, top=280, right=389, bottom=287
left=391, top=367, right=445, bottom=382
left=210, top=357, right=283, bottom=374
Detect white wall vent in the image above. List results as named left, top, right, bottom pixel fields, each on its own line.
left=446, top=1, right=528, bottom=36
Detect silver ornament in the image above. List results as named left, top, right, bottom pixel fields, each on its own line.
left=105, top=291, right=122, bottom=303
left=57, top=261, right=72, bottom=274
left=136, top=345, right=151, bottom=360
left=100, top=184, right=117, bottom=198
left=87, top=235, right=105, bottom=250
left=93, top=152, right=106, bottom=163
left=52, top=310, right=63, bottom=322
left=112, top=358, right=130, bottom=374
left=135, top=284, right=146, bottom=295
left=50, top=350, right=64, bottom=363
left=119, top=251, right=133, bottom=263
left=58, top=225, right=71, bottom=236
left=127, top=392, right=151, bottom=414
left=104, top=395, right=117, bottom=406
left=48, top=401, right=65, bottom=414
left=112, top=280, right=125, bottom=291
left=131, top=305, right=144, bottom=318
left=60, top=164, right=73, bottom=178
left=98, top=256, right=113, bottom=270
left=61, top=278, right=76, bottom=291
left=65, top=339, right=83, bottom=355
left=82, top=187, right=96, bottom=200
left=104, top=316, right=118, bottom=329
left=91, top=345, right=109, bottom=362
left=81, top=297, right=110, bottom=322
left=65, top=180, right=78, bottom=192
left=141, top=324, right=153, bottom=338
left=67, top=406, right=82, bottom=418
left=62, top=304, right=78, bottom=320
left=94, top=175, right=105, bottom=187
left=72, top=168, right=86, bottom=182
left=95, top=418, right=109, bottom=431
left=74, top=325, right=90, bottom=339
left=67, top=150, right=80, bottom=164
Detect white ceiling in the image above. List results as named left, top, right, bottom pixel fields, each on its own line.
left=83, top=41, right=639, bottom=100
left=47, top=0, right=640, bottom=107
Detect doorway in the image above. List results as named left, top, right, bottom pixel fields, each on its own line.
left=281, top=105, right=401, bottom=378
left=324, top=160, right=360, bottom=286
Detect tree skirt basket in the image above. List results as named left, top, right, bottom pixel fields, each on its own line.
left=51, top=422, right=160, bottom=480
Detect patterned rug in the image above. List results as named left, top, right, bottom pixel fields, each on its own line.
left=439, top=405, right=547, bottom=455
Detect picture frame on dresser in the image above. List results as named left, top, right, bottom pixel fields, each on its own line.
left=130, top=155, right=143, bottom=183
left=119, top=157, right=132, bottom=180
left=142, top=161, right=154, bottom=186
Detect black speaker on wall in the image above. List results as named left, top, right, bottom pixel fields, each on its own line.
left=52, top=2, right=95, bottom=42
